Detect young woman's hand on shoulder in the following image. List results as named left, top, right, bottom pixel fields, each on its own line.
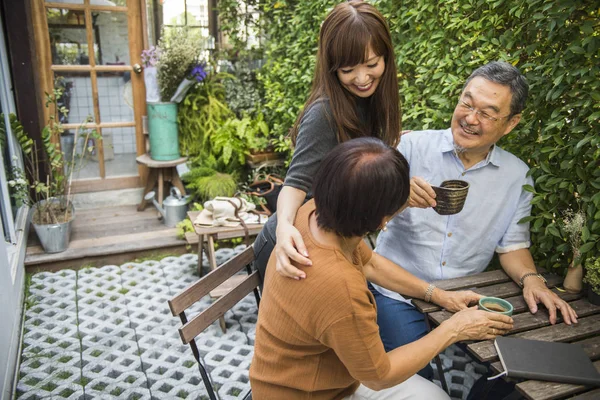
left=274, top=186, right=312, bottom=279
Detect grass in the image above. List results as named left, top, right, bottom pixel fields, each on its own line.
left=133, top=252, right=179, bottom=263
left=23, top=273, right=38, bottom=310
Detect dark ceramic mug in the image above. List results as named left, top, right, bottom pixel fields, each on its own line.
left=432, top=180, right=470, bottom=215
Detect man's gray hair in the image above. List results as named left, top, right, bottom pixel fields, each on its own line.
left=464, top=61, right=529, bottom=118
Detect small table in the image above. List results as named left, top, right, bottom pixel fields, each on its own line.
left=187, top=211, right=265, bottom=276
left=413, top=270, right=600, bottom=400
left=136, top=153, right=188, bottom=210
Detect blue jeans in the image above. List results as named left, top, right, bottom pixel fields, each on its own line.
left=368, top=283, right=434, bottom=380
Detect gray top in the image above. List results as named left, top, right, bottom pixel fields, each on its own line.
left=284, top=98, right=369, bottom=195
left=284, top=99, right=339, bottom=195
left=263, top=97, right=368, bottom=237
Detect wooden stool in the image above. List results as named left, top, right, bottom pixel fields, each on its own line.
left=136, top=154, right=188, bottom=210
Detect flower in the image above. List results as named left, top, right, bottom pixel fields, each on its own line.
left=190, top=62, right=208, bottom=83
left=141, top=46, right=161, bottom=68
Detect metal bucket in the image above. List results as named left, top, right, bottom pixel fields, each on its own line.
left=31, top=199, right=75, bottom=254
left=147, top=102, right=180, bottom=161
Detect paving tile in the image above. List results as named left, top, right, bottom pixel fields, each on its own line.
left=17, top=249, right=490, bottom=400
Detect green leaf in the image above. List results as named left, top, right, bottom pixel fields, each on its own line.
left=582, top=226, right=591, bottom=243
left=575, top=136, right=593, bottom=150
left=522, top=184, right=536, bottom=193
left=579, top=241, right=596, bottom=254
left=547, top=225, right=561, bottom=238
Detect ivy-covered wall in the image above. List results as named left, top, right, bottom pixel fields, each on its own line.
left=259, top=0, right=600, bottom=270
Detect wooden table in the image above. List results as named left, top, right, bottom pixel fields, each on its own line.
left=412, top=270, right=600, bottom=400
left=187, top=211, right=264, bottom=276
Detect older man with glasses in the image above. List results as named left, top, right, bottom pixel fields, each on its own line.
left=367, top=61, right=578, bottom=380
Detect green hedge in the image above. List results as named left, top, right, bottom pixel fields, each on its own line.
left=259, top=0, right=600, bottom=270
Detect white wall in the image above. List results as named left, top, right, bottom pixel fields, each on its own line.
left=0, top=236, right=26, bottom=399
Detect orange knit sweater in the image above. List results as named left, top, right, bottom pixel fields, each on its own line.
left=249, top=200, right=391, bottom=399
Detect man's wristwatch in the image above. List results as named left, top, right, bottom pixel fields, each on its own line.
left=519, top=272, right=547, bottom=288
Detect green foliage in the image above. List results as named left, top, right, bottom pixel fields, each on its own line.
left=584, top=257, right=600, bottom=294
left=217, top=0, right=263, bottom=52
left=156, top=28, right=200, bottom=101
left=176, top=218, right=194, bottom=240
left=177, top=72, right=234, bottom=157
left=259, top=0, right=327, bottom=140
left=0, top=115, right=8, bottom=153
left=10, top=89, right=99, bottom=224
left=259, top=0, right=600, bottom=270
left=223, top=56, right=265, bottom=118
left=181, top=154, right=238, bottom=201
left=211, top=112, right=271, bottom=166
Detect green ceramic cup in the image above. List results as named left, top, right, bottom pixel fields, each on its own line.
left=478, top=297, right=514, bottom=316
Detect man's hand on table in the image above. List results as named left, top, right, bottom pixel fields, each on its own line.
left=523, top=277, right=579, bottom=325
left=432, top=289, right=482, bottom=312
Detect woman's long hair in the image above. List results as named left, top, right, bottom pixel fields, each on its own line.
left=290, top=1, right=400, bottom=147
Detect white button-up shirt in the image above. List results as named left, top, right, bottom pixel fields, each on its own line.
left=373, top=128, right=533, bottom=303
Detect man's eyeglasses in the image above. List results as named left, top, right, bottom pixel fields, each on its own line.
left=458, top=100, right=510, bottom=123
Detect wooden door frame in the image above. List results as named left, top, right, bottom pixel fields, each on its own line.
left=29, top=0, right=148, bottom=194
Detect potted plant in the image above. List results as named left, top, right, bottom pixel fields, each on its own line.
left=142, top=30, right=207, bottom=161
left=241, top=113, right=281, bottom=166
left=6, top=89, right=98, bottom=253
left=583, top=256, right=600, bottom=305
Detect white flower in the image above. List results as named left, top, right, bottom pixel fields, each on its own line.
left=16, top=178, right=26, bottom=185
left=8, top=180, right=15, bottom=187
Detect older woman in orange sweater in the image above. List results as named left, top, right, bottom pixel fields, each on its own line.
left=250, top=138, right=514, bottom=399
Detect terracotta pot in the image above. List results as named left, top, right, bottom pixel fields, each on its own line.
left=563, top=262, right=583, bottom=293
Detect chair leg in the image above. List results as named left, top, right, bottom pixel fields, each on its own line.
left=197, top=357, right=219, bottom=400
left=219, top=317, right=227, bottom=334
left=426, top=316, right=449, bottom=393
left=198, top=236, right=205, bottom=277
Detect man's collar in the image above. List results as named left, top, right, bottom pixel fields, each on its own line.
left=442, top=128, right=502, bottom=167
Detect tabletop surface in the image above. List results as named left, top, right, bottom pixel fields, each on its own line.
left=187, top=211, right=264, bottom=236
left=413, top=270, right=600, bottom=400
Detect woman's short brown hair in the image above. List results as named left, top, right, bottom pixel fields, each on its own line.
left=313, top=137, right=410, bottom=237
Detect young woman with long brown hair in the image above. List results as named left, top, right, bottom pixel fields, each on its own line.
left=254, top=0, right=401, bottom=281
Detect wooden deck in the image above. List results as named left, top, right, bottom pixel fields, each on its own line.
left=25, top=205, right=188, bottom=272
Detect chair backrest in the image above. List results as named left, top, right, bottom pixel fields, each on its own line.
left=168, top=245, right=260, bottom=343
left=168, top=245, right=259, bottom=400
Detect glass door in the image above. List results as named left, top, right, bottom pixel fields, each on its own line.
left=34, top=0, right=146, bottom=192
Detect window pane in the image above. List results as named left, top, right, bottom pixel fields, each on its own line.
left=163, top=0, right=186, bottom=26
left=96, top=11, right=130, bottom=65
left=101, top=127, right=138, bottom=178
left=47, top=8, right=99, bottom=65
left=186, top=0, right=209, bottom=27
left=97, top=71, right=134, bottom=123
left=54, top=72, right=95, bottom=124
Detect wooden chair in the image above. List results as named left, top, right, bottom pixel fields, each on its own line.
left=168, top=246, right=260, bottom=400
